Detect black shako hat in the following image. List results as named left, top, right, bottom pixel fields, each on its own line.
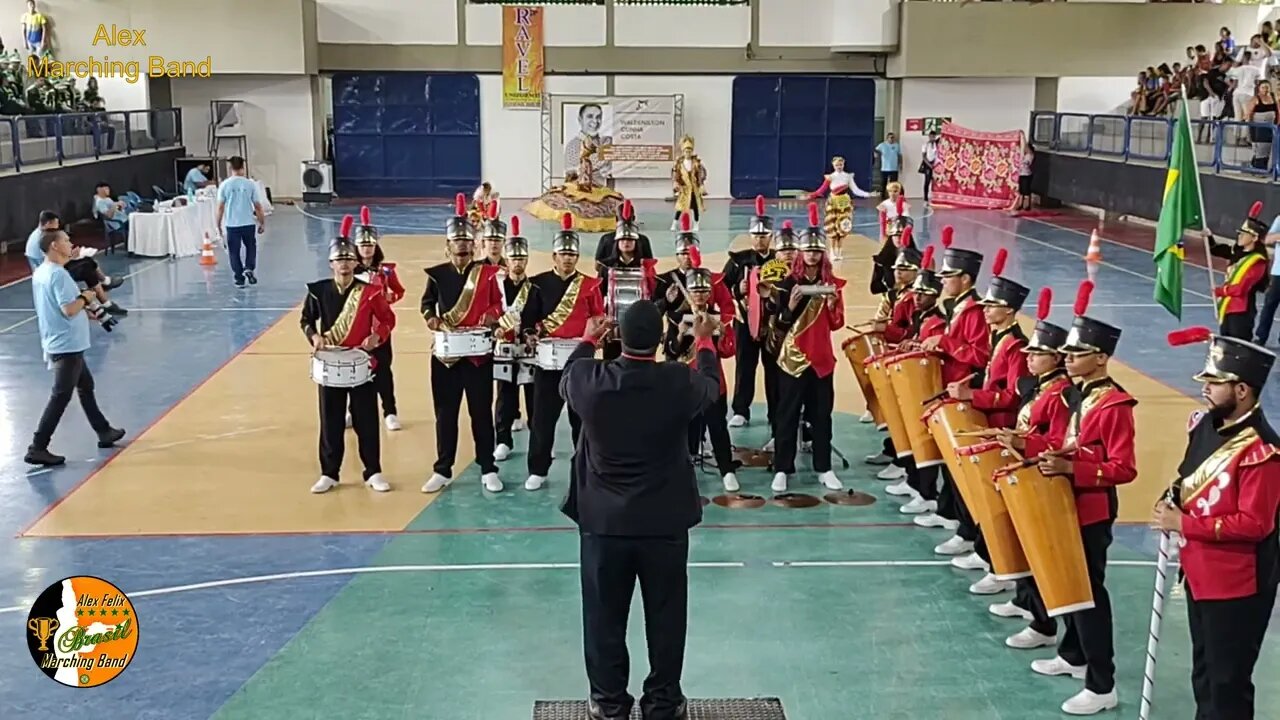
left=1196, top=335, right=1277, bottom=390
left=620, top=300, right=663, bottom=355
left=938, top=247, right=983, bottom=279
left=979, top=276, right=1031, bottom=312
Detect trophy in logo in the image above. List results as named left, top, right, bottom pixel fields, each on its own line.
left=28, top=617, right=60, bottom=652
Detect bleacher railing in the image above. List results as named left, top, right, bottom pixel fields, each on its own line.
left=1030, top=110, right=1280, bottom=180
left=0, top=108, right=183, bottom=172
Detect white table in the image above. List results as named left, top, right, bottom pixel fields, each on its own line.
left=126, top=200, right=205, bottom=258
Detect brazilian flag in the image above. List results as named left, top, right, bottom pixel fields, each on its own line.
left=1153, top=96, right=1204, bottom=320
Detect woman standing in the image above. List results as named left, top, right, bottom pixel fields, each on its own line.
left=1246, top=80, right=1276, bottom=171
left=1012, top=143, right=1035, bottom=212
left=353, top=206, right=405, bottom=431
left=806, top=155, right=871, bottom=262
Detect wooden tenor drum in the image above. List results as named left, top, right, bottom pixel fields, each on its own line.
left=864, top=354, right=912, bottom=460
left=954, top=442, right=1030, bottom=580
left=995, top=464, right=1095, bottom=616
left=886, top=351, right=944, bottom=468
left=842, top=333, right=884, bottom=427
left=922, top=398, right=989, bottom=485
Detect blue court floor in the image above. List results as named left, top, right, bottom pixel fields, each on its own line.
left=0, top=199, right=1275, bottom=719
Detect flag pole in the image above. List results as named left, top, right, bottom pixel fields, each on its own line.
left=1180, top=93, right=1219, bottom=297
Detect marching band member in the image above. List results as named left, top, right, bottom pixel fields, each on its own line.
left=805, top=155, right=872, bottom=261
left=871, top=194, right=913, bottom=296
left=481, top=201, right=508, bottom=266
left=598, top=217, right=658, bottom=362
left=1028, top=280, right=1134, bottom=716
left=866, top=227, right=921, bottom=477
left=899, top=247, right=952, bottom=515
left=723, top=195, right=776, bottom=428
left=656, top=213, right=734, bottom=327
left=947, top=248, right=1031, bottom=591
left=770, top=202, right=846, bottom=493
left=664, top=267, right=740, bottom=491
left=759, top=221, right=801, bottom=452
left=919, top=229, right=990, bottom=555
left=990, top=288, right=1073, bottom=651
left=493, top=217, right=537, bottom=462
left=353, top=206, right=405, bottom=431
left=520, top=213, right=606, bottom=491
left=421, top=195, right=506, bottom=494
left=594, top=201, right=653, bottom=276
left=1207, top=201, right=1269, bottom=341
left=1155, top=328, right=1279, bottom=720
left=301, top=220, right=396, bottom=494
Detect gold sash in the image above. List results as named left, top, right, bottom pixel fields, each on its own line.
left=442, top=265, right=484, bottom=329
left=542, top=274, right=583, bottom=335
left=777, top=296, right=822, bottom=377
left=322, top=281, right=364, bottom=346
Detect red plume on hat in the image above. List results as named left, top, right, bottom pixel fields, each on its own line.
left=681, top=211, right=692, bottom=233
left=455, top=193, right=466, bottom=217
left=941, top=225, right=954, bottom=248
left=360, top=205, right=371, bottom=226
left=992, top=248, right=1008, bottom=277
left=879, top=209, right=888, bottom=235
left=1036, top=287, right=1052, bottom=321
left=689, top=246, right=702, bottom=268
left=755, top=195, right=766, bottom=217
left=623, top=199, right=634, bottom=221
left=895, top=195, right=905, bottom=217
left=561, top=213, right=573, bottom=230
left=510, top=216, right=521, bottom=236
left=808, top=201, right=821, bottom=228
left=488, top=201, right=499, bottom=220
left=1074, top=280, right=1095, bottom=316
left=1167, top=326, right=1213, bottom=347
left=900, top=225, right=913, bottom=248
left=782, top=219, right=793, bottom=231
left=339, top=215, right=354, bottom=239
left=921, top=245, right=935, bottom=270
left=1249, top=201, right=1263, bottom=219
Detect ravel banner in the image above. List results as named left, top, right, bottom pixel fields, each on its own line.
left=502, top=6, right=544, bottom=109
left=559, top=96, right=676, bottom=181
left=929, top=122, right=1024, bottom=210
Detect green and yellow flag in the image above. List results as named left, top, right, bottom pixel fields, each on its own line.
left=1153, top=96, right=1204, bottom=319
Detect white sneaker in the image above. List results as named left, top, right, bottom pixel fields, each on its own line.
left=494, top=443, right=512, bottom=461
left=481, top=472, right=504, bottom=492
left=885, top=480, right=914, bottom=497
left=1061, top=689, right=1118, bottom=715
left=311, top=475, right=338, bottom=494
left=817, top=471, right=842, bottom=490
left=859, top=411, right=874, bottom=423
left=899, top=496, right=935, bottom=515
left=384, top=414, right=401, bottom=431
left=864, top=451, right=892, bottom=465
left=771, top=472, right=789, bottom=492
left=513, top=418, right=526, bottom=431
left=525, top=474, right=546, bottom=491
left=722, top=472, right=740, bottom=492
left=951, top=553, right=990, bottom=572
left=762, top=437, right=775, bottom=452
left=877, top=464, right=906, bottom=480
left=728, top=414, right=747, bottom=428
left=934, top=535, right=974, bottom=556
left=1006, top=627, right=1056, bottom=649
left=422, top=473, right=452, bottom=493
left=913, top=513, right=951, bottom=528
left=1031, top=657, right=1087, bottom=680
left=969, top=573, right=1014, bottom=595
left=989, top=601, right=1033, bottom=621
left=365, top=473, right=390, bottom=492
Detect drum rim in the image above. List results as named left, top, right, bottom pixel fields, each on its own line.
left=956, top=440, right=1006, bottom=456
left=887, top=350, right=936, bottom=363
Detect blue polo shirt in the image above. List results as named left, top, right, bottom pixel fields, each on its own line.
left=876, top=142, right=901, bottom=172
left=25, top=227, right=44, bottom=271
left=32, top=262, right=90, bottom=356
left=217, top=176, right=259, bottom=229
left=184, top=167, right=208, bottom=194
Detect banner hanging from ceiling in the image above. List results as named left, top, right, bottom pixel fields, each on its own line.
left=502, top=6, right=544, bottom=109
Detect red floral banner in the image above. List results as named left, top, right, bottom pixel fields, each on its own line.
left=929, top=123, right=1025, bottom=210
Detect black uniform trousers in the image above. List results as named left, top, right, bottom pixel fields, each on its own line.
left=1012, top=577, right=1059, bottom=637
left=938, top=467, right=976, bottom=537
left=688, top=393, right=734, bottom=476
left=527, top=367, right=582, bottom=477
left=580, top=531, right=689, bottom=720
left=760, top=350, right=780, bottom=436
left=32, top=351, right=111, bottom=451
left=1187, top=583, right=1277, bottom=720
left=1057, top=520, right=1116, bottom=694
left=65, top=257, right=103, bottom=289
left=430, top=356, right=497, bottom=477
left=495, top=377, right=535, bottom=448
left=1221, top=311, right=1255, bottom=342
left=731, top=323, right=768, bottom=421
left=352, top=340, right=396, bottom=417
left=772, top=368, right=835, bottom=474
left=319, top=382, right=380, bottom=481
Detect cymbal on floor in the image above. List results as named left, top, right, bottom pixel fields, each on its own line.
left=732, top=447, right=772, bottom=467
left=712, top=493, right=767, bottom=509
left=824, top=490, right=877, bottom=506
left=769, top=493, right=821, bottom=509
left=700, top=495, right=710, bottom=507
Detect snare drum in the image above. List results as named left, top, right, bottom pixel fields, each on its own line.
left=865, top=354, right=912, bottom=459
left=886, top=351, right=944, bottom=467
left=310, top=348, right=372, bottom=388
left=493, top=342, right=529, bottom=360
left=607, top=268, right=649, bottom=321
left=955, top=442, right=1030, bottom=581
left=433, top=328, right=493, bottom=359
left=842, top=334, right=884, bottom=427
left=922, top=398, right=990, bottom=485
left=494, top=359, right=535, bottom=385
left=996, top=464, right=1094, bottom=617
left=536, top=338, right=580, bottom=371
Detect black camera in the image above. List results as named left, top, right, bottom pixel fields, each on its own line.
left=86, top=304, right=118, bottom=332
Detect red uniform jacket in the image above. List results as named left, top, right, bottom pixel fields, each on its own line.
left=667, top=307, right=737, bottom=395
left=535, top=274, right=605, bottom=340
left=364, top=262, right=405, bottom=340
left=1019, top=371, right=1073, bottom=459
left=775, top=275, right=847, bottom=379
left=1177, top=409, right=1280, bottom=600
left=971, top=325, right=1030, bottom=429
left=915, top=308, right=947, bottom=341
left=310, top=280, right=397, bottom=370
left=937, top=290, right=991, bottom=385
left=1214, top=247, right=1268, bottom=321
left=882, top=290, right=917, bottom=345
left=1063, top=378, right=1139, bottom=527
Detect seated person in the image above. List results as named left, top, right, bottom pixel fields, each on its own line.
left=184, top=162, right=213, bottom=194
left=92, top=182, right=130, bottom=238
left=26, top=211, right=126, bottom=316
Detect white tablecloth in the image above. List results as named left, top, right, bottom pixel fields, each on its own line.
left=126, top=200, right=207, bottom=258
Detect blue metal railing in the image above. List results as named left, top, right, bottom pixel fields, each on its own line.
left=1029, top=110, right=1280, bottom=180
left=0, top=108, right=183, bottom=172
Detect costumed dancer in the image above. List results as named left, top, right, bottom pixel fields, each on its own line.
left=989, top=288, right=1073, bottom=652
left=481, top=201, right=508, bottom=266
left=807, top=155, right=872, bottom=262
left=594, top=200, right=653, bottom=275
left=520, top=213, right=606, bottom=491
left=598, top=218, right=659, bottom=361
left=670, top=135, right=707, bottom=230
left=724, top=195, right=777, bottom=428
left=1207, top=201, right=1270, bottom=341
left=664, top=266, right=740, bottom=491
left=865, top=226, right=922, bottom=477
left=915, top=227, right=990, bottom=547
left=871, top=192, right=913, bottom=295
left=471, top=182, right=498, bottom=229
left=1027, top=280, right=1134, bottom=716
left=758, top=220, right=801, bottom=452
left=301, top=218, right=396, bottom=494
left=946, top=248, right=1031, bottom=593
left=1153, top=327, right=1279, bottom=720
left=353, top=205, right=405, bottom=431
left=770, top=202, right=846, bottom=493
left=493, top=216, right=537, bottom=462
left=421, top=194, right=506, bottom=494
left=525, top=142, right=624, bottom=233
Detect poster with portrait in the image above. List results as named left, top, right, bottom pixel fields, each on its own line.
left=559, top=96, right=676, bottom=183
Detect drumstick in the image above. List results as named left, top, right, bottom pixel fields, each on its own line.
left=921, top=373, right=976, bottom=406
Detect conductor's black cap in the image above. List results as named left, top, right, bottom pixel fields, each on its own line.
left=620, top=300, right=663, bottom=356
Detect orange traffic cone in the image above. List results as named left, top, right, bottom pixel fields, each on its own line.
left=1083, top=229, right=1102, bottom=262
left=199, top=233, right=217, bottom=266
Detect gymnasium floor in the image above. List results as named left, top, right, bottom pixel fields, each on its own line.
left=0, top=199, right=1275, bottom=720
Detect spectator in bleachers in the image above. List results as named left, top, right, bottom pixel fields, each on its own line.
left=25, top=211, right=126, bottom=316
left=92, top=182, right=129, bottom=239
left=1229, top=52, right=1262, bottom=141
left=1261, top=20, right=1274, bottom=49
left=20, top=0, right=48, bottom=57
left=1246, top=35, right=1271, bottom=72
left=1244, top=79, right=1275, bottom=171
left=1198, top=57, right=1231, bottom=143
left=1220, top=27, right=1236, bottom=58
left=184, top=162, right=213, bottom=194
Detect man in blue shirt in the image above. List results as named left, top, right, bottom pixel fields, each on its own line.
left=26, top=228, right=125, bottom=467
left=875, top=132, right=903, bottom=193
left=1253, top=214, right=1280, bottom=344
left=92, top=182, right=129, bottom=238
left=26, top=210, right=127, bottom=316
left=184, top=162, right=212, bottom=194
left=216, top=155, right=266, bottom=288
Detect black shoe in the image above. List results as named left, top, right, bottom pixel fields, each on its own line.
left=235, top=277, right=246, bottom=288
left=245, top=270, right=258, bottom=285
left=104, top=304, right=128, bottom=316
left=25, top=447, right=65, bottom=466
left=97, top=427, right=126, bottom=448
left=104, top=277, right=125, bottom=290
left=588, top=700, right=630, bottom=720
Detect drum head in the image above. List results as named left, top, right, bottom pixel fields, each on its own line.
left=712, top=493, right=767, bottom=509
left=824, top=490, right=877, bottom=507
left=770, top=493, right=822, bottom=509
left=732, top=447, right=773, bottom=467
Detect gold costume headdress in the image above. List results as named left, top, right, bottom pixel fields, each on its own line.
left=680, top=135, right=696, bottom=152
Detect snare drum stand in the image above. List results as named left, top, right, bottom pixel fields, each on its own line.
left=799, top=420, right=851, bottom=471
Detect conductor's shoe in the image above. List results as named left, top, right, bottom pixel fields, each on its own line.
left=587, top=700, right=629, bottom=720
left=97, top=427, right=126, bottom=447
left=24, top=447, right=65, bottom=466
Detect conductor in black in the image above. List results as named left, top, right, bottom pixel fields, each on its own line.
left=560, top=300, right=721, bottom=720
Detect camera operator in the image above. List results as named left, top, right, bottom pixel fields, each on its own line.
left=26, top=211, right=127, bottom=317
left=25, top=228, right=126, bottom=467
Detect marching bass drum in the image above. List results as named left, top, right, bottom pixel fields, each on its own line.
left=922, top=397, right=990, bottom=489
left=842, top=333, right=884, bottom=427
left=310, top=348, right=372, bottom=388
left=886, top=351, right=944, bottom=468
left=865, top=353, right=912, bottom=461
left=955, top=442, right=1030, bottom=581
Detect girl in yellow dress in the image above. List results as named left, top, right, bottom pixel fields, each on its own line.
left=806, top=155, right=872, bottom=261
left=670, top=135, right=707, bottom=231
left=524, top=134, right=625, bottom=232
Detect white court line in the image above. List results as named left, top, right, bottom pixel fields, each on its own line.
left=0, top=259, right=169, bottom=334
left=0, top=307, right=298, bottom=313
left=0, top=558, right=1169, bottom=615
left=134, top=426, right=280, bottom=453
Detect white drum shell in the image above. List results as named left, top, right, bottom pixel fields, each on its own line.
left=535, top=339, right=580, bottom=371
left=310, top=349, right=373, bottom=388
left=433, top=329, right=493, bottom=359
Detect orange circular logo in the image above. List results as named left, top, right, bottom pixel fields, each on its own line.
left=25, top=576, right=138, bottom=687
